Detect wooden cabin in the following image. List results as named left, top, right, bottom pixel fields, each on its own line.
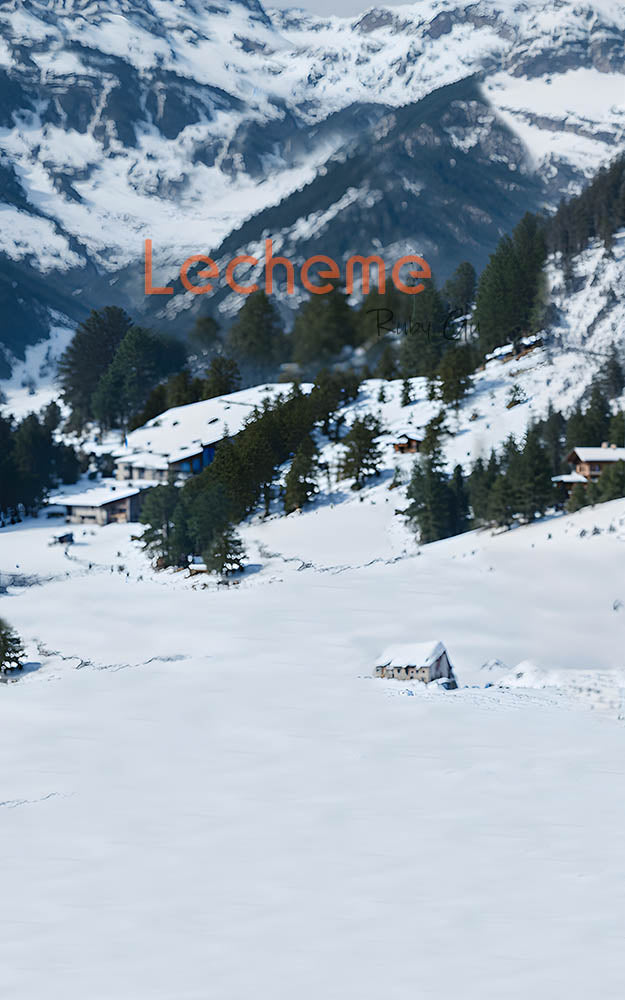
left=374, top=640, right=456, bottom=686
left=52, top=482, right=154, bottom=526
left=392, top=433, right=422, bottom=454
left=552, top=444, right=625, bottom=494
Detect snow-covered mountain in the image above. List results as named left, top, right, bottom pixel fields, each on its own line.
left=1, top=0, right=625, bottom=366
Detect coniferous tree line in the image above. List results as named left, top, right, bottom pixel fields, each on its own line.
left=547, top=153, right=625, bottom=258
left=0, top=402, right=80, bottom=522
left=0, top=618, right=25, bottom=673
left=472, top=212, right=547, bottom=356
left=59, top=307, right=187, bottom=432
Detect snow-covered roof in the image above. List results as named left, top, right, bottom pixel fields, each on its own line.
left=485, top=343, right=515, bottom=361
left=116, top=451, right=169, bottom=470
left=376, top=641, right=447, bottom=668
left=568, top=447, right=625, bottom=463
left=49, top=480, right=154, bottom=509
left=485, top=335, right=542, bottom=362
left=552, top=472, right=588, bottom=484
left=114, top=384, right=312, bottom=470
left=394, top=429, right=422, bottom=441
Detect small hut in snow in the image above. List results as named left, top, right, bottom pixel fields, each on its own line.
left=374, top=640, right=456, bottom=686
left=392, top=431, right=422, bottom=454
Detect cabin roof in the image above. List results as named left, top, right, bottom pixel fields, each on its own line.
left=49, top=480, right=154, bottom=509
left=567, top=447, right=625, bottom=464
left=552, top=472, right=588, bottom=484
left=376, top=640, right=447, bottom=669
left=113, top=383, right=313, bottom=470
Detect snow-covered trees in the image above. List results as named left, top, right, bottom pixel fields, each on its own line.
left=203, top=525, right=246, bottom=576
left=473, top=213, right=546, bottom=356
left=339, top=414, right=383, bottom=489
left=141, top=374, right=361, bottom=567
left=284, top=435, right=319, bottom=513
left=406, top=452, right=469, bottom=542
left=0, top=409, right=80, bottom=522
left=0, top=618, right=24, bottom=673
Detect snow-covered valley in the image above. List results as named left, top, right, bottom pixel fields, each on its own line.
left=2, top=344, right=625, bottom=996
left=2, top=484, right=625, bottom=998
left=2, top=2, right=625, bottom=988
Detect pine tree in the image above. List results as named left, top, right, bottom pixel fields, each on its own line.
left=600, top=346, right=624, bottom=400
left=226, top=291, right=286, bottom=374
left=185, top=482, right=230, bottom=556
left=92, top=326, right=186, bottom=430
left=567, top=482, right=587, bottom=513
left=0, top=415, right=18, bottom=519
left=609, top=411, right=625, bottom=448
left=597, top=460, right=625, bottom=502
left=442, top=261, right=476, bottom=313
left=584, top=383, right=612, bottom=444
left=506, top=383, right=526, bottom=409
left=12, top=414, right=54, bottom=512
left=58, top=307, right=132, bottom=428
left=292, top=283, right=357, bottom=368
left=190, top=314, right=220, bottom=353
left=377, top=385, right=387, bottom=403
left=437, top=345, right=473, bottom=410
left=420, top=410, right=448, bottom=457
left=449, top=464, right=470, bottom=534
left=204, top=355, right=241, bottom=399
left=399, top=280, right=447, bottom=377
left=487, top=474, right=514, bottom=528
left=474, top=213, right=546, bottom=355
left=203, top=524, right=246, bottom=576
left=539, top=403, right=566, bottom=474
left=406, top=449, right=456, bottom=542
left=339, top=414, right=383, bottom=489
left=401, top=378, right=412, bottom=406
left=0, top=618, right=24, bottom=673
left=517, top=428, right=552, bottom=520
left=374, top=343, right=398, bottom=380
left=140, top=482, right=186, bottom=567
left=468, top=456, right=491, bottom=525
left=284, top=435, right=319, bottom=513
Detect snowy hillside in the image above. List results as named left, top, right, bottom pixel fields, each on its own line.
left=2, top=455, right=625, bottom=997
left=2, top=0, right=625, bottom=361
left=3, top=226, right=625, bottom=991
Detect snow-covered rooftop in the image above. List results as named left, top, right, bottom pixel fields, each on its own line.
left=115, top=384, right=312, bottom=470
left=552, top=473, right=588, bottom=484
left=568, top=447, right=625, bottom=464
left=376, top=641, right=447, bottom=669
left=49, top=480, right=154, bottom=509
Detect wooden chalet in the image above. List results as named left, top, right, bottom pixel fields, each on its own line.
left=552, top=444, right=625, bottom=494
left=392, top=432, right=422, bottom=454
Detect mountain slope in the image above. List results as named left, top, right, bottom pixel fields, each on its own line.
left=1, top=0, right=624, bottom=360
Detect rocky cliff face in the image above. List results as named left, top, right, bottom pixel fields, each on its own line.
left=1, top=0, right=624, bottom=368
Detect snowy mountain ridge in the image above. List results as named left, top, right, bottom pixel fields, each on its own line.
left=1, top=0, right=624, bottom=367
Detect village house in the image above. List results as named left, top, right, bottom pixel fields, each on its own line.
left=552, top=443, right=625, bottom=493
left=392, top=431, right=422, bottom=454
left=374, top=640, right=457, bottom=686
left=50, top=481, right=154, bottom=526
left=113, top=384, right=310, bottom=483
left=484, top=334, right=543, bottom=366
